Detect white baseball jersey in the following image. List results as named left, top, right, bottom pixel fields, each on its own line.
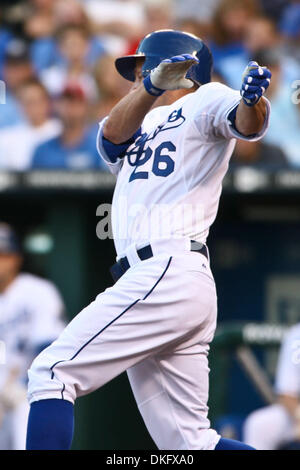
left=0, top=273, right=65, bottom=388
left=97, top=82, right=270, bottom=257
left=28, top=82, right=271, bottom=451
left=275, top=324, right=300, bottom=397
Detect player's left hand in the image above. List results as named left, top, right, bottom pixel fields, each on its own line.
left=143, top=54, right=199, bottom=96
left=241, top=61, right=272, bottom=107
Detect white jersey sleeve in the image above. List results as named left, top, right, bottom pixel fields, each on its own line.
left=275, top=324, right=300, bottom=397
left=96, top=117, right=124, bottom=175
left=193, top=82, right=271, bottom=142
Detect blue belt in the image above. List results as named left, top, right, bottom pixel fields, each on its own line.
left=110, top=241, right=208, bottom=283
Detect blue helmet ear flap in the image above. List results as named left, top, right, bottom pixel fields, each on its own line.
left=186, top=43, right=213, bottom=86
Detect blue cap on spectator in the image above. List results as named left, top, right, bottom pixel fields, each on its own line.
left=280, top=4, right=300, bottom=38
left=0, top=224, right=21, bottom=254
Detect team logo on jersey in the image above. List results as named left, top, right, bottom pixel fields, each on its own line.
left=125, top=108, right=185, bottom=181
left=150, top=107, right=186, bottom=141
left=165, top=107, right=186, bottom=127
left=127, top=107, right=185, bottom=162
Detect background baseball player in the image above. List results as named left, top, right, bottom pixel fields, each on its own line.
left=25, top=30, right=271, bottom=451
left=0, top=223, right=65, bottom=449
left=244, top=324, right=300, bottom=450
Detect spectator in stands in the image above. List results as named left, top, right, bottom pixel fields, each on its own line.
left=31, top=83, right=106, bottom=170
left=231, top=140, right=289, bottom=169
left=211, top=6, right=300, bottom=91
left=280, top=0, right=300, bottom=62
left=254, top=48, right=300, bottom=167
left=209, top=0, right=261, bottom=88
left=0, top=12, right=14, bottom=78
left=245, top=16, right=300, bottom=85
left=173, top=0, right=220, bottom=40
left=174, top=18, right=211, bottom=42
left=142, top=0, right=174, bottom=35
left=0, top=79, right=61, bottom=171
left=25, top=0, right=57, bottom=40
left=245, top=16, right=281, bottom=55
left=93, top=54, right=131, bottom=120
left=23, top=0, right=60, bottom=74
left=0, top=223, right=65, bottom=450
left=54, top=0, right=90, bottom=28
left=40, top=23, right=99, bottom=101
left=0, top=1, right=28, bottom=41
left=174, top=0, right=220, bottom=25
left=83, top=0, right=144, bottom=55
left=0, top=39, right=34, bottom=129
left=25, top=0, right=105, bottom=74
left=53, top=0, right=105, bottom=65
left=109, top=0, right=175, bottom=57
left=259, top=0, right=290, bottom=22
left=280, top=0, right=300, bottom=39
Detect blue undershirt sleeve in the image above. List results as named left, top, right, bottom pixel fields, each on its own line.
left=101, top=127, right=142, bottom=163
left=227, top=104, right=257, bottom=139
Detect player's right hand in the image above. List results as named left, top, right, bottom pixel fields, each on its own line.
left=143, top=54, right=199, bottom=96
left=241, top=61, right=272, bottom=106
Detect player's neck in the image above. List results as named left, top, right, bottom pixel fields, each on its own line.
left=155, top=87, right=197, bottom=107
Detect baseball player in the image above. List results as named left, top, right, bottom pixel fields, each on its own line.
left=0, top=223, right=65, bottom=449
left=26, top=30, right=271, bottom=450
left=244, top=324, right=300, bottom=450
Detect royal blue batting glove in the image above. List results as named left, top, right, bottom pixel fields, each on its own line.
left=241, top=61, right=272, bottom=107
left=143, top=54, right=199, bottom=96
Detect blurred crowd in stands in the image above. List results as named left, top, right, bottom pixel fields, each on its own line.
left=0, top=0, right=299, bottom=171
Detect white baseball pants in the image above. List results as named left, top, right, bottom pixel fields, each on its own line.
left=28, top=246, right=220, bottom=450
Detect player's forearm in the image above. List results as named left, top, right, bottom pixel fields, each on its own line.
left=235, top=98, right=267, bottom=137
left=103, top=84, right=157, bottom=144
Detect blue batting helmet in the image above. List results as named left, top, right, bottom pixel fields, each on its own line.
left=115, top=29, right=213, bottom=86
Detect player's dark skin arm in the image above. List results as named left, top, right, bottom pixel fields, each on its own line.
left=235, top=98, right=267, bottom=137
